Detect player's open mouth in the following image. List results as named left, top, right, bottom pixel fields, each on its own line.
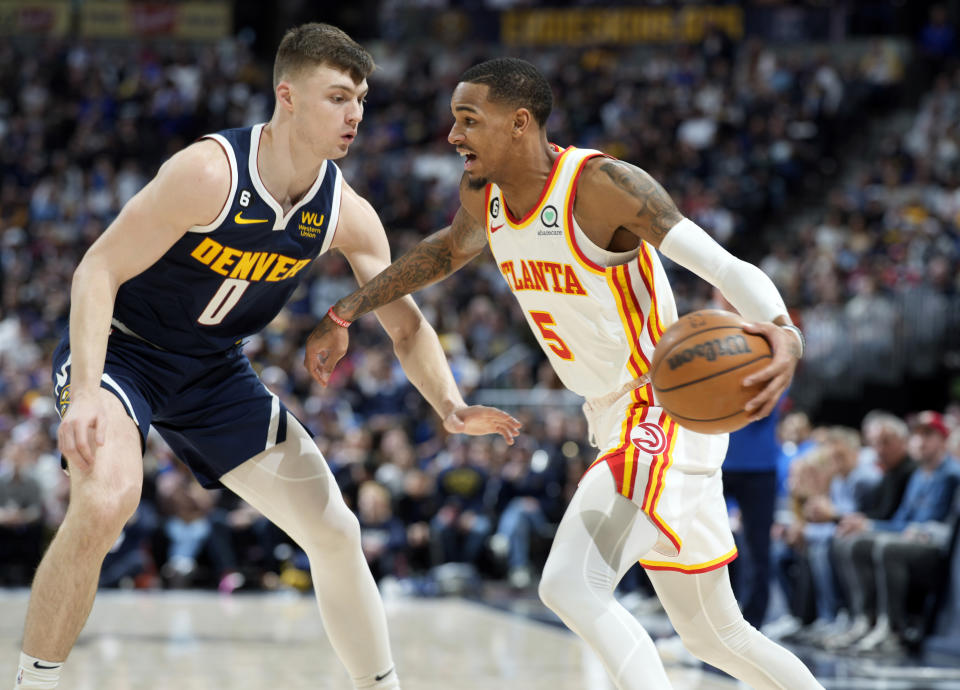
left=459, top=151, right=477, bottom=170
left=341, top=133, right=356, bottom=143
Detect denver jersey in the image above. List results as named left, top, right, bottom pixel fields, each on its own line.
left=484, top=146, right=679, bottom=402
left=113, top=123, right=341, bottom=355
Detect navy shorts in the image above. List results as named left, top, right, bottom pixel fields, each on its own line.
left=52, top=332, right=293, bottom=488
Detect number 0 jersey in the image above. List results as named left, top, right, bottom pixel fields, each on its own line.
left=484, top=146, right=678, bottom=402
left=113, top=123, right=341, bottom=355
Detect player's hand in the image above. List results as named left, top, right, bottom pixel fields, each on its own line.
left=304, top=314, right=350, bottom=387
left=741, top=322, right=801, bottom=421
left=57, top=390, right=108, bottom=470
left=443, top=406, right=522, bottom=445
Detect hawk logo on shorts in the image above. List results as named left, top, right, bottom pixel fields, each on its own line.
left=630, top=422, right=667, bottom=455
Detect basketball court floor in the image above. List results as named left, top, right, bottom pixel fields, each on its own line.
left=2, top=588, right=959, bottom=689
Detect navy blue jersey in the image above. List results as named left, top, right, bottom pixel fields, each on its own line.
left=113, top=123, right=342, bottom=354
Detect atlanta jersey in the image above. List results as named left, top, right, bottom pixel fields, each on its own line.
left=114, top=123, right=341, bottom=355
left=484, top=145, right=677, bottom=403
left=484, top=146, right=733, bottom=570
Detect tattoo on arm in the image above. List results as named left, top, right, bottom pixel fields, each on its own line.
left=336, top=209, right=485, bottom=321
left=599, top=161, right=683, bottom=241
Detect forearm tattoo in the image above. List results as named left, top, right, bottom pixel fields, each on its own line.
left=337, top=233, right=454, bottom=321
left=599, top=161, right=683, bottom=240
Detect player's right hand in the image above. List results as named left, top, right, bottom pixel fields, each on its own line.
left=304, top=314, right=349, bottom=387
left=57, top=391, right=108, bottom=470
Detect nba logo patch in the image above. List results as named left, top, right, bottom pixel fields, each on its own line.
left=630, top=422, right=667, bottom=455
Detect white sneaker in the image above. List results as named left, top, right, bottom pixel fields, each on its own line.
left=762, top=614, right=803, bottom=640
left=823, top=615, right=871, bottom=651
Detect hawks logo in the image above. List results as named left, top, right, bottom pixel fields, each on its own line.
left=629, top=422, right=667, bottom=455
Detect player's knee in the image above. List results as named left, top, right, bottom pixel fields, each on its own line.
left=538, top=562, right=582, bottom=617
left=676, top=615, right=754, bottom=664
left=300, top=503, right=361, bottom=554
left=71, top=486, right=140, bottom=547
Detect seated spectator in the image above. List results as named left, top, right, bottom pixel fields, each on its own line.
left=0, top=433, right=45, bottom=585
left=799, top=428, right=880, bottom=635
left=430, top=438, right=493, bottom=569
left=489, top=440, right=565, bottom=589
left=830, top=411, right=960, bottom=654
left=357, top=480, right=408, bottom=582
left=156, top=458, right=218, bottom=588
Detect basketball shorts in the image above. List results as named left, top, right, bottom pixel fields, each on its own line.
left=52, top=331, right=294, bottom=488
left=582, top=387, right=737, bottom=574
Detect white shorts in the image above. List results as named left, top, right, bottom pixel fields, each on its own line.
left=582, top=387, right=737, bottom=573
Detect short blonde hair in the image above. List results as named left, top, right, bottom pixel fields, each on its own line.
left=273, top=23, right=374, bottom=89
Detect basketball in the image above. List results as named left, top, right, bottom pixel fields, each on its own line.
left=650, top=310, right=772, bottom=434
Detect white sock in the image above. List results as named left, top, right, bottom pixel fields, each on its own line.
left=15, top=652, right=62, bottom=689
left=353, top=665, right=400, bottom=689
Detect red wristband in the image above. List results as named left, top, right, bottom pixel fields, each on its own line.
left=326, top=306, right=351, bottom=328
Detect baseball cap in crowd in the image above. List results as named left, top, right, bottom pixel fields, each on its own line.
left=911, top=410, right=949, bottom=438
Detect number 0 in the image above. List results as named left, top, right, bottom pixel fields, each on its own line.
left=198, top=278, right=250, bottom=325
left=529, top=311, right=574, bottom=360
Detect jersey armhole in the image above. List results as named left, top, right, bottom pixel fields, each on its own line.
left=320, top=164, right=344, bottom=255
left=187, top=134, right=239, bottom=234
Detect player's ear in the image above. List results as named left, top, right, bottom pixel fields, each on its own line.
left=512, top=109, right=532, bottom=137
left=276, top=80, right=294, bottom=112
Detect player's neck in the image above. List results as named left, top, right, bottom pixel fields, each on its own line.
left=257, top=120, right=326, bottom=212
left=498, top=140, right=560, bottom=220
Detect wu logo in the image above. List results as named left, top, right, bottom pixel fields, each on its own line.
left=629, top=423, right=667, bottom=455
left=301, top=211, right=325, bottom=227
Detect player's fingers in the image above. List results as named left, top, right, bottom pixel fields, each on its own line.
left=742, top=356, right=790, bottom=388
left=94, top=414, right=106, bottom=446
left=73, top=422, right=96, bottom=468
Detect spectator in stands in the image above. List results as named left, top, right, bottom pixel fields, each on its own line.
left=357, top=480, right=408, bottom=582
left=722, top=397, right=785, bottom=629
left=430, top=438, right=493, bottom=569
left=0, top=431, right=45, bottom=585
left=489, top=440, right=565, bottom=589
left=830, top=411, right=960, bottom=653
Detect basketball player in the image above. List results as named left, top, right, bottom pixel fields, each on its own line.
left=12, top=25, right=520, bottom=690
left=305, top=58, right=823, bottom=689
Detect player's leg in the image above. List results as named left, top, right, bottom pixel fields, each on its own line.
left=649, top=565, right=824, bottom=689
left=220, top=414, right=397, bottom=690
left=17, top=390, right=143, bottom=688
left=538, top=466, right=672, bottom=690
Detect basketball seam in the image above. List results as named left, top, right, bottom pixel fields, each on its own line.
left=662, top=408, right=748, bottom=423
left=651, top=354, right=772, bottom=393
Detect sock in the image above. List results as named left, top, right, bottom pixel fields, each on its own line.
left=353, top=665, right=400, bottom=689
left=15, top=652, right=62, bottom=689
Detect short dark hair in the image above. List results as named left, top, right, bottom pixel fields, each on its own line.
left=458, top=58, right=553, bottom=126
left=273, top=23, right=375, bottom=88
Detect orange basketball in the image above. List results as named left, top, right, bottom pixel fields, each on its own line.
left=650, top=309, right=772, bottom=434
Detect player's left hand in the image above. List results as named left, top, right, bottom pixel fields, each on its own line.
left=740, top=322, right=801, bottom=421
left=443, top=406, right=522, bottom=445
left=304, top=314, right=350, bottom=387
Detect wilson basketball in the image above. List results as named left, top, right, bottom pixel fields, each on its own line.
left=650, top=310, right=772, bottom=434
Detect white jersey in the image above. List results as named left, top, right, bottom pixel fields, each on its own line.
left=484, top=146, right=679, bottom=403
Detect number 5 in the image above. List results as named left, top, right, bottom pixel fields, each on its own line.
left=529, top=311, right=574, bottom=360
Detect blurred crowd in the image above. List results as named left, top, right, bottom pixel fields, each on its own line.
left=1, top=10, right=959, bottom=657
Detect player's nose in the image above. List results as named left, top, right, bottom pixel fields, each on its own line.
left=447, top=124, right=463, bottom=145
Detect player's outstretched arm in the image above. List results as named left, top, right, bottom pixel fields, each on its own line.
left=305, top=178, right=487, bottom=383
left=577, top=158, right=803, bottom=420
left=59, top=141, right=230, bottom=468
left=313, top=185, right=520, bottom=443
